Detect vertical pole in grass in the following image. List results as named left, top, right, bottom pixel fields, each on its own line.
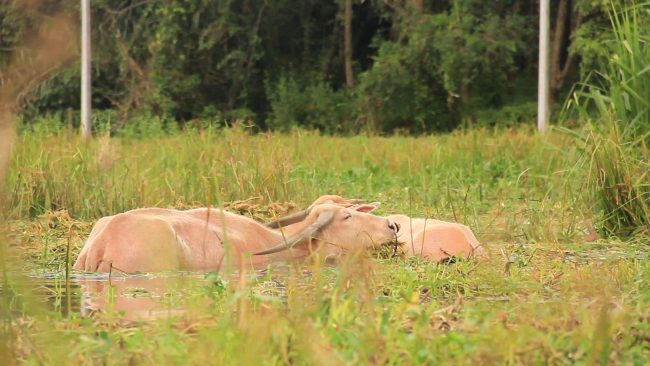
left=80, top=0, right=92, bottom=141
left=537, top=0, right=550, bottom=133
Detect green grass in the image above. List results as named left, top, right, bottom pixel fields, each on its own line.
left=1, top=126, right=650, bottom=364
left=7, top=125, right=591, bottom=241
left=565, top=1, right=650, bottom=238
left=568, top=1, right=650, bottom=138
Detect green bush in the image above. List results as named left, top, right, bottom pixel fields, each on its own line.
left=266, top=75, right=352, bottom=133
left=473, top=102, right=537, bottom=128
left=355, top=40, right=451, bottom=134
left=18, top=114, right=67, bottom=137
left=116, top=113, right=178, bottom=138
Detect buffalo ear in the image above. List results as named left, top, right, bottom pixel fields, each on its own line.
left=354, top=202, right=380, bottom=213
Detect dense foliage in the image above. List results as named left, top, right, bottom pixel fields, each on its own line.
left=0, top=0, right=632, bottom=133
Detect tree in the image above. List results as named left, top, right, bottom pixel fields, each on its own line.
left=343, top=0, right=354, bottom=87
left=411, top=0, right=423, bottom=12
left=549, top=0, right=580, bottom=106
left=0, top=0, right=620, bottom=133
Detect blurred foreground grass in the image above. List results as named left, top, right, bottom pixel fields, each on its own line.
left=2, top=126, right=649, bottom=364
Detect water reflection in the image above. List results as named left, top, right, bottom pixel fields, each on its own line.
left=28, top=273, right=206, bottom=320
left=28, top=275, right=82, bottom=317
left=77, top=274, right=206, bottom=320
left=27, top=264, right=303, bottom=321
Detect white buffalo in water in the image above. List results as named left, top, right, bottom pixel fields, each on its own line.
left=74, top=196, right=400, bottom=273
left=267, top=196, right=485, bottom=262
left=75, top=195, right=484, bottom=273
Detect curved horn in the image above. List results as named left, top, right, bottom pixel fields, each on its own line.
left=265, top=197, right=366, bottom=228
left=255, top=210, right=335, bottom=255
left=265, top=209, right=310, bottom=228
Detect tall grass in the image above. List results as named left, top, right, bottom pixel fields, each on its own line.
left=567, top=1, right=650, bottom=237
left=6, top=210, right=650, bottom=364
left=569, top=1, right=650, bottom=138
left=4, top=125, right=650, bottom=364
left=585, top=129, right=650, bottom=236
left=6, top=123, right=593, bottom=244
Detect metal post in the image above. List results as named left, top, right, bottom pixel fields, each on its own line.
left=80, top=0, right=92, bottom=141
left=537, top=0, right=550, bottom=133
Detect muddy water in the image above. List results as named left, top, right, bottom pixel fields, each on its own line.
left=25, top=273, right=205, bottom=320
left=24, top=265, right=299, bottom=321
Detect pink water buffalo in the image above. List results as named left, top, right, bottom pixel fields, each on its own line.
left=266, top=197, right=485, bottom=262
left=74, top=196, right=399, bottom=273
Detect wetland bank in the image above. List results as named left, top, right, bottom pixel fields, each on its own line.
left=2, top=127, right=649, bottom=364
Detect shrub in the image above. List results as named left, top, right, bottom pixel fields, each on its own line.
left=117, top=113, right=178, bottom=138
left=472, top=102, right=537, bottom=128
left=355, top=40, right=451, bottom=134
left=266, top=75, right=352, bottom=133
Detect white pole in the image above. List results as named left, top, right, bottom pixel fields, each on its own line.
left=81, top=0, right=92, bottom=141
left=537, top=0, right=549, bottom=133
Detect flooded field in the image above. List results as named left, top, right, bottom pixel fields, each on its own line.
left=14, top=263, right=311, bottom=321
left=27, top=273, right=208, bottom=319
left=2, top=130, right=649, bottom=364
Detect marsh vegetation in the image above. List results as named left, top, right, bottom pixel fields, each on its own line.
left=1, top=126, right=648, bottom=364
left=2, top=0, right=649, bottom=364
